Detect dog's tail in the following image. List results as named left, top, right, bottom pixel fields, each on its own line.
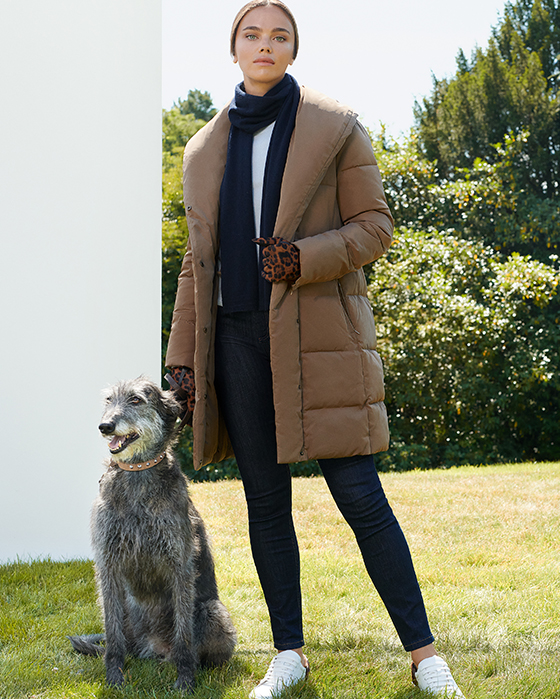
left=67, top=634, right=106, bottom=656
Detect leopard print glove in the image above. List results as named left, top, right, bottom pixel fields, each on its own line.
left=165, top=367, right=195, bottom=413
left=254, top=237, right=301, bottom=283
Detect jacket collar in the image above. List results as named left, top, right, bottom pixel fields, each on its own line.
left=274, top=86, right=357, bottom=241
left=182, top=85, right=358, bottom=253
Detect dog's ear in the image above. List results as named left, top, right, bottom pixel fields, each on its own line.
left=159, top=387, right=183, bottom=420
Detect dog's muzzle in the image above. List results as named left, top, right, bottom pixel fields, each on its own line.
left=99, top=422, right=140, bottom=454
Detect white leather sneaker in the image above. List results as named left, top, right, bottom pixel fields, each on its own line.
left=249, top=650, right=309, bottom=699
left=412, top=656, right=465, bottom=698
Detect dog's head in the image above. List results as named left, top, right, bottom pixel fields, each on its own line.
left=99, top=376, right=182, bottom=462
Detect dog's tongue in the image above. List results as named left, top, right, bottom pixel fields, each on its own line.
left=109, top=436, right=122, bottom=451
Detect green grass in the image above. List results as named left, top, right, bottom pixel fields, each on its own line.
left=2, top=462, right=560, bottom=698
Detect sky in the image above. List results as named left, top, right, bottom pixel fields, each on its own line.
left=163, top=0, right=508, bottom=136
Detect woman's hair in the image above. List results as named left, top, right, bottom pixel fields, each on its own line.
left=230, top=0, right=299, bottom=59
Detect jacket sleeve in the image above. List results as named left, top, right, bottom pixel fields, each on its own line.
left=165, top=238, right=196, bottom=369
left=292, top=122, right=393, bottom=287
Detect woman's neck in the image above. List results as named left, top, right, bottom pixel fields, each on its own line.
left=242, top=73, right=286, bottom=97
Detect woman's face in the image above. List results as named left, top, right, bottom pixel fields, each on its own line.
left=233, top=5, right=295, bottom=96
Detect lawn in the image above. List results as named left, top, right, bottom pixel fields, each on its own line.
left=1, top=462, right=560, bottom=698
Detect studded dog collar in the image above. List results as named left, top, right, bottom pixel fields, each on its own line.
left=111, top=452, right=167, bottom=472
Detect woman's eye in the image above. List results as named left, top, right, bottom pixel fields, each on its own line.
left=245, top=33, right=257, bottom=40
left=274, top=36, right=286, bottom=42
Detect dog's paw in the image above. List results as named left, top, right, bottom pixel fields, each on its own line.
left=174, top=675, right=195, bottom=694
left=105, top=668, right=125, bottom=687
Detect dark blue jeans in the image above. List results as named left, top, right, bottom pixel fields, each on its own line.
left=214, top=308, right=434, bottom=653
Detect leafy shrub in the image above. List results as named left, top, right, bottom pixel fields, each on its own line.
left=376, top=443, right=431, bottom=472
left=369, top=227, right=560, bottom=469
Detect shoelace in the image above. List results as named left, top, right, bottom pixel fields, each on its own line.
left=258, top=655, right=304, bottom=687
left=416, top=661, right=461, bottom=697
left=424, top=666, right=454, bottom=687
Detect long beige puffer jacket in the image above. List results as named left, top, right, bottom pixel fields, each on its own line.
left=166, top=86, right=393, bottom=469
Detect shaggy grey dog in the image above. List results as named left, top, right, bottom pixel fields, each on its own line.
left=68, top=376, right=236, bottom=692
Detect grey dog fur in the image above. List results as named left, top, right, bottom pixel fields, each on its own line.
left=68, top=376, right=236, bottom=691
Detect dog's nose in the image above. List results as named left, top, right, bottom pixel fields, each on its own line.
left=99, top=421, right=116, bottom=435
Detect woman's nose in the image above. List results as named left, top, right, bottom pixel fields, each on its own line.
left=259, top=39, right=272, bottom=52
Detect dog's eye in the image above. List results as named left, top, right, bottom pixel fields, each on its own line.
left=130, top=395, right=142, bottom=404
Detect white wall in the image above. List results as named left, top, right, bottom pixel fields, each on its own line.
left=0, top=1, right=162, bottom=561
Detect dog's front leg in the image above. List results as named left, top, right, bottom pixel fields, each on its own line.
left=171, top=567, right=197, bottom=692
left=97, top=565, right=127, bottom=687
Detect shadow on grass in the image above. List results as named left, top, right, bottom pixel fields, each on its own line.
left=72, top=654, right=251, bottom=699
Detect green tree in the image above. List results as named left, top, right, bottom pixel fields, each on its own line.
left=374, top=129, right=560, bottom=260
left=162, top=109, right=206, bottom=156
left=175, top=89, right=218, bottom=122
left=496, top=0, right=560, bottom=91
left=414, top=0, right=560, bottom=200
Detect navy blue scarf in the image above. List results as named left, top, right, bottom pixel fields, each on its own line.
left=219, top=74, right=300, bottom=313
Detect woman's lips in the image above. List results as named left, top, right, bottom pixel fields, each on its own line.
left=254, top=58, right=274, bottom=64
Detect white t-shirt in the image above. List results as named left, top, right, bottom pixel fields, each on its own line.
left=251, top=121, right=275, bottom=240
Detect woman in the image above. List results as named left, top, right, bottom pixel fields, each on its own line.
left=166, top=2, right=463, bottom=697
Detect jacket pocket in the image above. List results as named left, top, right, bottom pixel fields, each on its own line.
left=272, top=283, right=291, bottom=311
left=337, top=280, right=360, bottom=335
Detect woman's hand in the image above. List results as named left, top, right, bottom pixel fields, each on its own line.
left=165, top=367, right=195, bottom=424
left=254, top=237, right=301, bottom=283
